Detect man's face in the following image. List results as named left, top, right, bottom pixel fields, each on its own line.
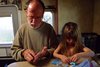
left=26, top=2, right=44, bottom=28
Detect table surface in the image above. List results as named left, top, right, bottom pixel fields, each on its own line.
left=7, top=58, right=91, bottom=67
left=8, top=58, right=61, bottom=67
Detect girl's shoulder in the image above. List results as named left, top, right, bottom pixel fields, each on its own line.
left=83, top=47, right=92, bottom=51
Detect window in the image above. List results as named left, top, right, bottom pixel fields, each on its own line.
left=43, top=11, right=53, bottom=26
left=0, top=5, right=19, bottom=47
left=43, top=8, right=58, bottom=34
left=0, top=15, right=14, bottom=44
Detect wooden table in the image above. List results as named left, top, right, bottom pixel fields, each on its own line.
left=8, top=57, right=96, bottom=67
left=8, top=58, right=59, bottom=67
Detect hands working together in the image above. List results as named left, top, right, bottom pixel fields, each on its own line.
left=22, top=47, right=47, bottom=64
left=60, top=54, right=79, bottom=64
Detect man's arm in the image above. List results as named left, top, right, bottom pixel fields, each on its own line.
left=11, top=29, right=25, bottom=61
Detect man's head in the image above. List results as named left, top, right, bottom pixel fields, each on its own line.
left=26, top=0, right=45, bottom=28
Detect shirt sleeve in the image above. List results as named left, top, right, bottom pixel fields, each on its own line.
left=11, top=26, right=25, bottom=61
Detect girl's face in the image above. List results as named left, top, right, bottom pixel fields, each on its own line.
left=64, top=26, right=74, bottom=39
left=62, top=22, right=78, bottom=46
left=64, top=26, right=76, bottom=45
left=66, top=38, right=75, bottom=46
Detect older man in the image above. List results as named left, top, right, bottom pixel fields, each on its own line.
left=11, top=0, right=58, bottom=64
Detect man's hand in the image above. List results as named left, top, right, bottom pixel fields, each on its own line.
left=22, top=49, right=36, bottom=62
left=33, top=52, right=41, bottom=63
left=33, top=47, right=48, bottom=63
left=41, top=46, right=47, bottom=56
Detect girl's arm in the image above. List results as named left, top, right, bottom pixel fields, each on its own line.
left=70, top=47, right=95, bottom=63
left=53, top=43, right=63, bottom=59
left=72, top=47, right=95, bottom=59
left=53, top=43, right=70, bottom=63
left=77, top=47, right=95, bottom=58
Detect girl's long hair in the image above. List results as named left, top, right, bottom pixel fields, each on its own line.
left=60, top=22, right=84, bottom=56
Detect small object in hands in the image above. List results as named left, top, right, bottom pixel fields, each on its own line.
left=70, top=62, right=77, bottom=65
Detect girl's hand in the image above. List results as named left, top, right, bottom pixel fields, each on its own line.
left=60, top=55, right=70, bottom=63
left=70, top=54, right=79, bottom=62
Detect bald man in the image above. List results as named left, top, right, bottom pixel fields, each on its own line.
left=11, top=0, right=58, bottom=64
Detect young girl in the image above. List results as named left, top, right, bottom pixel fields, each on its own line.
left=53, top=22, right=95, bottom=65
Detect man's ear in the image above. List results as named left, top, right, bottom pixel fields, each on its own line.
left=25, top=9, right=27, bottom=13
left=25, top=10, right=28, bottom=17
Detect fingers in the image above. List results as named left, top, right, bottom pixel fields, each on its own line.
left=70, top=56, right=78, bottom=62
left=40, top=46, right=47, bottom=56
left=33, top=47, right=47, bottom=63
left=43, top=46, right=47, bottom=50
left=62, top=58, right=70, bottom=64
left=22, top=49, right=36, bottom=62
left=24, top=54, right=33, bottom=62
left=23, top=47, right=47, bottom=63
left=41, top=46, right=47, bottom=52
left=65, top=59, right=70, bottom=63
left=60, top=55, right=70, bottom=63
left=70, top=54, right=80, bottom=62
left=33, top=52, right=41, bottom=63
left=28, top=49, right=36, bottom=56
